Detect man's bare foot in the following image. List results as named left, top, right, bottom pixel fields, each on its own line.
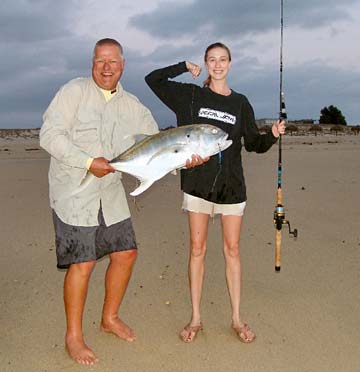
left=100, top=317, right=136, bottom=342
left=65, top=335, right=99, bottom=365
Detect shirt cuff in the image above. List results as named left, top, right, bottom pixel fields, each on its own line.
left=86, top=157, right=94, bottom=170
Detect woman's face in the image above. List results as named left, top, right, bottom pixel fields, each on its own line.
left=205, top=47, right=231, bottom=82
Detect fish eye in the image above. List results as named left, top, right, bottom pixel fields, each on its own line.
left=186, top=134, right=190, bottom=138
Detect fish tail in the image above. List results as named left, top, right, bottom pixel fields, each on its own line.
left=69, top=170, right=95, bottom=197
left=130, top=179, right=155, bottom=196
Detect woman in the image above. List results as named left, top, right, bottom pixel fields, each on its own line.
left=145, top=42, right=285, bottom=343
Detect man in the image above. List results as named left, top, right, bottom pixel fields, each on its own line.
left=40, top=38, right=160, bottom=365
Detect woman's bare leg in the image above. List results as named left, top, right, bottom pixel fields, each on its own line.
left=221, top=214, right=255, bottom=342
left=180, top=212, right=209, bottom=341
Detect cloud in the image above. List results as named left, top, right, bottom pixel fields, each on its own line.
left=283, top=63, right=360, bottom=124
left=0, top=0, right=359, bottom=129
left=130, top=0, right=357, bottom=39
left=0, top=0, right=80, bottom=43
left=0, top=35, right=92, bottom=128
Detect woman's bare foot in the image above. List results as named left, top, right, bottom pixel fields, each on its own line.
left=65, top=335, right=99, bottom=365
left=100, top=317, right=136, bottom=342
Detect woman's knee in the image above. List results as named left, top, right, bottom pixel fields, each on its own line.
left=190, top=240, right=206, bottom=258
left=224, top=242, right=240, bottom=258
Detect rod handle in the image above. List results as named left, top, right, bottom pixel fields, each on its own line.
left=275, top=229, right=282, bottom=272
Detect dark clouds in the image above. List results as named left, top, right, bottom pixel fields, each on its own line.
left=0, top=36, right=92, bottom=128
left=0, top=0, right=359, bottom=129
left=130, top=0, right=357, bottom=39
left=0, top=0, right=92, bottom=128
left=0, top=0, right=79, bottom=43
left=236, top=62, right=360, bottom=123
left=128, top=0, right=360, bottom=126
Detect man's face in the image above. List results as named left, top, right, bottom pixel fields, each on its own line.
left=92, top=44, right=125, bottom=90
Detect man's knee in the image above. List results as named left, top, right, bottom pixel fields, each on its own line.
left=68, top=260, right=96, bottom=278
left=110, top=249, right=137, bottom=264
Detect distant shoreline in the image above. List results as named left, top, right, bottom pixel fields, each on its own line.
left=0, top=126, right=359, bottom=140
left=0, top=128, right=40, bottom=139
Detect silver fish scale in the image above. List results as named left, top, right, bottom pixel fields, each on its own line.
left=111, top=124, right=210, bottom=162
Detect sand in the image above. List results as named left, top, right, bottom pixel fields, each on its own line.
left=0, top=133, right=359, bottom=372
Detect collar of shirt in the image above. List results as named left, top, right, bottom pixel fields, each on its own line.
left=100, top=87, right=117, bottom=102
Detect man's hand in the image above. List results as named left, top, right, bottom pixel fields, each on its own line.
left=185, top=154, right=210, bottom=169
left=89, top=157, right=116, bottom=178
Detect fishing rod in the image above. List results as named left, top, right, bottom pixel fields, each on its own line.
left=273, top=0, right=297, bottom=272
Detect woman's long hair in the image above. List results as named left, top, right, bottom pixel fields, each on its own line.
left=203, top=42, right=232, bottom=87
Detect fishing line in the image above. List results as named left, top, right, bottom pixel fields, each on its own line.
left=210, top=145, right=223, bottom=193
left=190, top=85, right=195, bottom=123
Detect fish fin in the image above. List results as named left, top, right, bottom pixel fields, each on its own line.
left=147, top=144, right=187, bottom=165
left=130, top=179, right=155, bottom=196
left=133, top=134, right=151, bottom=143
left=123, top=133, right=150, bottom=143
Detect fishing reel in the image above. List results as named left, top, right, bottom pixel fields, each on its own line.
left=273, top=203, right=298, bottom=237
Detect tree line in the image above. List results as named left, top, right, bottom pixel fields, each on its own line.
left=258, top=105, right=360, bottom=136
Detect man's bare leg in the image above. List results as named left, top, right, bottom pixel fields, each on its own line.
left=100, top=249, right=137, bottom=341
left=64, top=261, right=98, bottom=365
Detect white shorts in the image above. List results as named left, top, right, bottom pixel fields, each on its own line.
left=182, top=193, right=246, bottom=217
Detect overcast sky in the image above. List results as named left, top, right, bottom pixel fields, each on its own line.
left=1, top=0, right=359, bottom=129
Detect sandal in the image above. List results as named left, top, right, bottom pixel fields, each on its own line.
left=232, top=323, right=256, bottom=343
left=179, top=322, right=203, bottom=343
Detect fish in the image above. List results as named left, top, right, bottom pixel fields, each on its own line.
left=82, top=124, right=232, bottom=196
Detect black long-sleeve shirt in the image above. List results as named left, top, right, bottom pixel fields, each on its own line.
left=145, top=62, right=278, bottom=204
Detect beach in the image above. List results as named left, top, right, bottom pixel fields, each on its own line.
left=0, top=133, right=359, bottom=372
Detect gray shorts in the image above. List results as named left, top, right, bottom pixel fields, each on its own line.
left=52, top=208, right=137, bottom=269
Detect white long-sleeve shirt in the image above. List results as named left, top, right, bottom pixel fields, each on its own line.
left=40, top=77, right=158, bottom=226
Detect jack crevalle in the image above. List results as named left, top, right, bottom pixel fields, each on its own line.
left=83, top=124, right=232, bottom=196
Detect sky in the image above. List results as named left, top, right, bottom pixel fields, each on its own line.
left=1, top=0, right=360, bottom=129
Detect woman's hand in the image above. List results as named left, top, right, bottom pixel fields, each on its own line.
left=271, top=120, right=286, bottom=138
left=185, top=61, right=202, bottom=78
left=185, top=154, right=210, bottom=169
